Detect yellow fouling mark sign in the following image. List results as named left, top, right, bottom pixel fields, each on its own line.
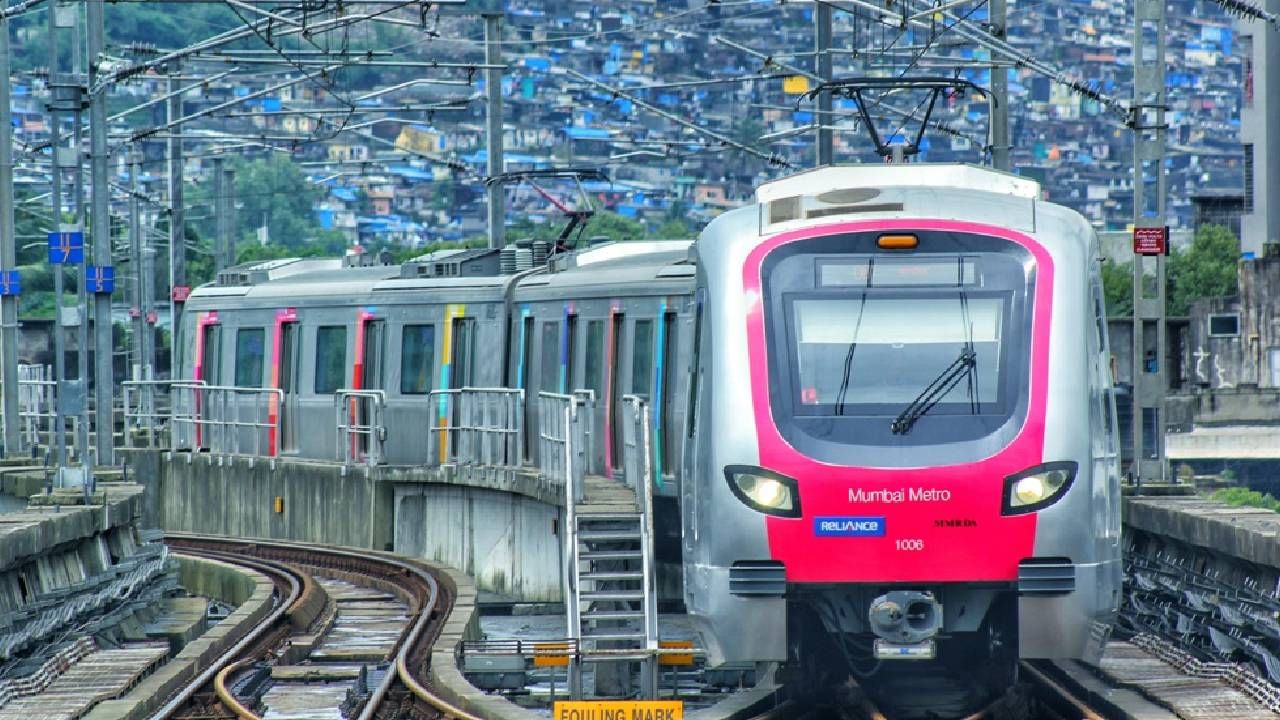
left=553, top=701, right=683, bottom=720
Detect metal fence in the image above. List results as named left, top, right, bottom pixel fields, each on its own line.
left=170, top=382, right=282, bottom=458
left=122, top=380, right=175, bottom=449
left=17, top=365, right=53, bottom=452
left=621, top=394, right=653, bottom=515
left=428, top=388, right=524, bottom=467
left=335, top=389, right=386, bottom=467
left=537, top=391, right=593, bottom=501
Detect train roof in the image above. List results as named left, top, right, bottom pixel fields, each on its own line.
left=742, top=163, right=1066, bottom=239
left=755, top=163, right=1040, bottom=204
left=186, top=239, right=695, bottom=305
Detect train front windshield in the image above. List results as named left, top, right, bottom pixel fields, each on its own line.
left=761, top=231, right=1036, bottom=461
left=791, top=295, right=1003, bottom=410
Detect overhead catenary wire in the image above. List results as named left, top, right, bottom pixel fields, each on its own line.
left=558, top=67, right=791, bottom=169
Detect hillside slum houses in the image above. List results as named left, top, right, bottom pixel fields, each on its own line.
left=7, top=0, right=1247, bottom=252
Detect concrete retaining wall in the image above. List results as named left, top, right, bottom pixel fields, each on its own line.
left=137, top=451, right=396, bottom=551
left=1125, top=495, right=1280, bottom=570
left=394, top=484, right=563, bottom=602
left=0, top=483, right=147, bottom=618
left=135, top=450, right=569, bottom=600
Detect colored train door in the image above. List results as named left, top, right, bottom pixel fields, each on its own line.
left=272, top=310, right=301, bottom=455
left=354, top=314, right=385, bottom=459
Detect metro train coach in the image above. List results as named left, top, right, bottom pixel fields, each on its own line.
left=175, top=241, right=698, bottom=497
left=681, top=164, right=1122, bottom=687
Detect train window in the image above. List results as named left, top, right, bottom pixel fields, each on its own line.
left=631, top=319, right=653, bottom=398
left=314, top=325, right=347, bottom=394
left=610, top=313, right=625, bottom=471
left=541, top=321, right=561, bottom=393
left=400, top=324, right=435, bottom=394
left=520, top=315, right=535, bottom=460
left=564, top=315, right=578, bottom=393
left=234, top=328, right=265, bottom=388
left=450, top=318, right=476, bottom=388
left=585, top=320, right=605, bottom=397
left=199, top=324, right=222, bottom=384
left=685, top=300, right=701, bottom=440
left=661, top=310, right=680, bottom=470
left=362, top=320, right=386, bottom=390
left=519, top=316, right=535, bottom=391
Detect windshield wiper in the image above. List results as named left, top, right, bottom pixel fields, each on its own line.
left=890, top=348, right=977, bottom=435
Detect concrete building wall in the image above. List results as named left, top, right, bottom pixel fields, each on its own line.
left=1238, top=11, right=1280, bottom=257
left=1185, top=257, right=1280, bottom=391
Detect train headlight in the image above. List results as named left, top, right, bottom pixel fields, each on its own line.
left=1002, top=461, right=1078, bottom=515
left=724, top=465, right=802, bottom=518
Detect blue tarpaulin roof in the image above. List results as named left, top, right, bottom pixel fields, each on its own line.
left=387, top=165, right=434, bottom=181
left=563, top=127, right=612, bottom=140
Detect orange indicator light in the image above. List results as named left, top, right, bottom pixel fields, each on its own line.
left=877, top=234, right=919, bottom=249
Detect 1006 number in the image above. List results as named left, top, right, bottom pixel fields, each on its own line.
left=895, top=539, right=925, bottom=551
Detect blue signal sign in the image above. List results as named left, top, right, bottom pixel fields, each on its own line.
left=47, top=230, right=84, bottom=265
left=0, top=270, right=19, bottom=296
left=87, top=266, right=114, bottom=294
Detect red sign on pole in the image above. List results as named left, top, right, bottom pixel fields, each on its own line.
left=171, top=285, right=192, bottom=302
left=1133, top=227, right=1168, bottom=256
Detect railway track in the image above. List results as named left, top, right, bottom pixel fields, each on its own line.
left=154, top=534, right=480, bottom=720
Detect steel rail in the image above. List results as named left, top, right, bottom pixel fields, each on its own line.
left=1019, top=660, right=1106, bottom=720
left=213, top=658, right=262, bottom=720
left=162, top=533, right=481, bottom=720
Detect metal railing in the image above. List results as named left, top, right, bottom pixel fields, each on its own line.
left=17, top=365, right=54, bottom=452
left=428, top=387, right=524, bottom=467
left=538, top=391, right=591, bottom=500
left=122, top=379, right=175, bottom=449
left=335, top=389, right=386, bottom=467
left=572, top=389, right=597, bottom=475
left=622, top=394, right=659, bottom=661
left=170, top=382, right=283, bottom=458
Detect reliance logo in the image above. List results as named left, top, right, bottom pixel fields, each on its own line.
left=814, top=516, right=886, bottom=537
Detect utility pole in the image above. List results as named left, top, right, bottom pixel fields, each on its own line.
left=483, top=11, right=504, bottom=249
left=1130, top=0, right=1168, bottom=484
left=88, top=0, right=112, bottom=466
left=213, top=157, right=224, bottom=273
left=47, top=1, right=76, bottom=480
left=138, top=160, right=156, bottom=387
left=223, top=163, right=235, bottom=270
left=168, top=69, right=187, bottom=347
left=0, top=11, right=20, bottom=457
left=73, top=88, right=92, bottom=491
left=814, top=1, right=833, bottom=167
left=214, top=159, right=235, bottom=273
left=989, top=0, right=1010, bottom=170
left=129, top=154, right=143, bottom=383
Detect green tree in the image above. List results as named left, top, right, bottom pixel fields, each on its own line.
left=1101, top=259, right=1133, bottom=317
left=1167, top=224, right=1239, bottom=316
left=229, top=155, right=326, bottom=250
left=653, top=217, right=693, bottom=239
left=1099, top=225, right=1240, bottom=318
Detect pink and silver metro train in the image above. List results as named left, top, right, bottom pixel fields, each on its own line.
left=681, top=164, right=1121, bottom=687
